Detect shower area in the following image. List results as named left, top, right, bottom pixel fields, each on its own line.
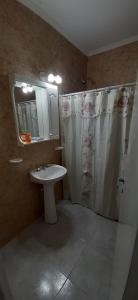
left=60, top=81, right=138, bottom=300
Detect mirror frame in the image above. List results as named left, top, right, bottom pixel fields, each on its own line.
left=9, top=74, right=59, bottom=146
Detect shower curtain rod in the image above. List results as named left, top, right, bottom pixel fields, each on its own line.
left=61, top=82, right=137, bottom=97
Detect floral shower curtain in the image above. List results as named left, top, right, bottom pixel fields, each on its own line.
left=60, top=87, right=135, bottom=220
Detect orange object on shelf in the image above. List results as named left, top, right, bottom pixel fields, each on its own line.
left=25, top=132, right=31, bottom=143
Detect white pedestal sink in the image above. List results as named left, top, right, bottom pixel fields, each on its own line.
left=30, top=165, right=67, bottom=224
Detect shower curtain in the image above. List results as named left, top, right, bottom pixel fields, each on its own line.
left=16, top=100, right=39, bottom=137
left=60, top=87, right=135, bottom=220
left=109, top=80, right=138, bottom=300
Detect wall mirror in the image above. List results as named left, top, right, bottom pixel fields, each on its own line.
left=10, top=75, right=59, bottom=145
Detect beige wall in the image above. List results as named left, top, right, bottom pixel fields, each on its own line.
left=87, top=42, right=138, bottom=89
left=0, top=0, right=87, bottom=246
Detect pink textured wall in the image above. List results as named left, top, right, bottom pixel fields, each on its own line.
left=0, top=0, right=87, bottom=246
left=87, top=42, right=138, bottom=89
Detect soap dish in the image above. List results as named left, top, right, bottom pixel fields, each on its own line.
left=55, top=146, right=64, bottom=151
left=9, top=158, right=23, bottom=164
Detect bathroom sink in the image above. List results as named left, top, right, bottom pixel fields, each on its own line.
left=30, top=164, right=67, bottom=224
left=30, top=164, right=67, bottom=184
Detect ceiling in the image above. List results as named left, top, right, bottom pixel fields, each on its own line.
left=18, top=0, right=138, bottom=56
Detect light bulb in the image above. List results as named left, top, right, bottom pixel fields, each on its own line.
left=28, top=86, right=33, bottom=93
left=48, top=73, right=55, bottom=83
left=22, top=87, right=28, bottom=94
left=55, top=75, right=62, bottom=84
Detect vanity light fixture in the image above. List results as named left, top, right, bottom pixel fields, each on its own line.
left=48, top=74, right=62, bottom=85
left=55, top=75, right=62, bottom=84
left=22, top=86, right=28, bottom=94
left=48, top=73, right=55, bottom=83
left=27, top=86, right=33, bottom=93
left=21, top=83, right=34, bottom=94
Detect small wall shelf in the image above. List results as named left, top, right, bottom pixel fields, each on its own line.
left=9, top=158, right=23, bottom=164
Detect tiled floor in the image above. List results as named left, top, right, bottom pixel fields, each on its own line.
left=1, top=201, right=117, bottom=300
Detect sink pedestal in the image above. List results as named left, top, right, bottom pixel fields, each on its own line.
left=30, top=164, right=67, bottom=224
left=44, top=184, right=57, bottom=224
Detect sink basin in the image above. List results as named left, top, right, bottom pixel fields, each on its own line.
left=30, top=164, right=67, bottom=184
left=30, top=164, right=67, bottom=224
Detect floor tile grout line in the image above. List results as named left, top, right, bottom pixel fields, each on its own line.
left=64, top=242, right=90, bottom=297
left=68, top=276, right=90, bottom=297
left=54, top=241, right=88, bottom=299
left=54, top=277, right=68, bottom=300
left=67, top=242, right=87, bottom=276
left=67, top=243, right=115, bottom=298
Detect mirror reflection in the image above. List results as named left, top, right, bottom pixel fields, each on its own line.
left=12, top=78, right=59, bottom=145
